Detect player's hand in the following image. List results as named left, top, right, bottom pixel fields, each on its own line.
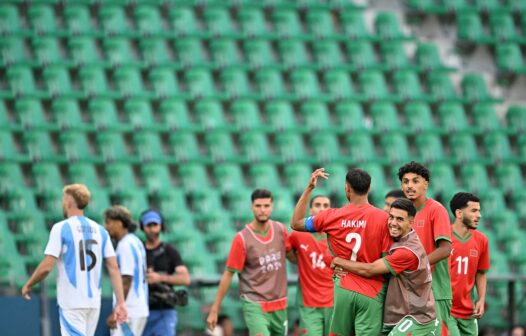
left=472, top=300, right=485, bottom=319
left=207, top=310, right=218, bottom=332
left=330, top=258, right=347, bottom=278
left=308, top=168, right=329, bottom=189
left=147, top=270, right=163, bottom=284
left=21, top=283, right=32, bottom=300
left=106, top=313, right=117, bottom=329
left=113, top=302, right=128, bottom=324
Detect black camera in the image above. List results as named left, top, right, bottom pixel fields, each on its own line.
left=149, top=283, right=188, bottom=307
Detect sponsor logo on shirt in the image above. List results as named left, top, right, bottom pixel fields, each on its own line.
left=258, top=251, right=283, bottom=273
left=300, top=244, right=309, bottom=251
left=470, top=249, right=478, bottom=257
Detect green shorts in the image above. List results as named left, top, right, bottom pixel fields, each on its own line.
left=435, top=299, right=452, bottom=335
left=298, top=306, right=333, bottom=336
left=329, top=280, right=383, bottom=336
left=447, top=316, right=477, bottom=336
left=384, top=316, right=439, bottom=336
left=241, top=298, right=288, bottom=336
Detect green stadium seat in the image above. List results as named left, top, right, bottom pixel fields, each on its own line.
left=98, top=5, right=132, bottom=36
left=87, top=97, right=128, bottom=132
left=305, top=8, right=336, bottom=37
left=427, top=162, right=456, bottom=195
left=362, top=162, right=388, bottom=203
left=189, top=189, right=223, bottom=215
left=51, top=98, right=91, bottom=131
left=299, top=101, right=331, bottom=131
left=0, top=4, right=26, bottom=36
left=264, top=100, right=299, bottom=131
left=334, top=101, right=367, bottom=131
left=32, top=163, right=63, bottom=195
left=64, top=4, right=96, bottom=36
left=60, top=131, right=98, bottom=163
left=370, top=102, right=400, bottom=131
left=157, top=189, right=189, bottom=219
left=495, top=43, right=526, bottom=73
left=224, top=188, right=253, bottom=221
left=204, top=131, right=239, bottom=162
left=511, top=190, right=526, bottom=221
left=203, top=6, right=237, bottom=37
left=340, top=8, right=371, bottom=40
left=237, top=6, right=269, bottom=37
left=116, top=190, right=150, bottom=218
left=403, top=102, right=436, bottom=132
left=483, top=131, right=512, bottom=162
left=271, top=8, right=304, bottom=38
left=392, top=69, right=428, bottom=101
left=239, top=132, right=275, bottom=163
left=275, top=132, right=306, bottom=163
left=0, top=37, right=34, bottom=67
left=374, top=12, right=408, bottom=40
left=323, top=69, right=357, bottom=100
left=28, top=4, right=61, bottom=35
left=461, top=74, right=496, bottom=103
left=219, top=68, right=255, bottom=99
left=179, top=163, right=211, bottom=193
left=472, top=103, right=503, bottom=131
left=243, top=39, right=277, bottom=69
left=290, top=68, right=322, bottom=99
left=474, top=0, right=503, bottom=12
left=449, top=133, right=479, bottom=163
left=414, top=133, right=445, bottom=163
left=415, top=43, right=451, bottom=72
left=479, top=188, right=506, bottom=217
left=133, top=5, right=164, bottom=36
left=103, top=37, right=143, bottom=68
left=460, top=163, right=490, bottom=193
left=104, top=163, right=138, bottom=193
left=507, top=0, right=526, bottom=13
left=124, top=98, right=158, bottom=130
left=491, top=210, right=519, bottom=242
left=194, top=99, right=227, bottom=130
left=213, top=163, right=245, bottom=193
left=14, top=97, right=50, bottom=130
left=457, top=12, right=489, bottom=43
left=133, top=132, right=167, bottom=163
left=344, top=130, right=377, bottom=163
left=210, top=38, right=242, bottom=68
left=426, top=71, right=459, bottom=101
left=202, top=212, right=236, bottom=242
left=358, top=70, right=392, bottom=101
left=230, top=99, right=264, bottom=131
left=67, top=162, right=101, bottom=187
left=494, top=163, right=523, bottom=194
left=518, top=132, right=526, bottom=161
left=15, top=211, right=48, bottom=249
left=31, top=37, right=70, bottom=66
left=7, top=189, right=38, bottom=213
left=168, top=6, right=200, bottom=36
left=140, top=163, right=172, bottom=194
left=506, top=105, right=526, bottom=133
left=96, top=132, right=133, bottom=162
left=23, top=130, right=59, bottom=162
left=0, top=163, right=25, bottom=195
left=277, top=40, right=312, bottom=69
left=271, top=188, right=295, bottom=222
left=489, top=12, right=519, bottom=43
left=114, top=66, right=150, bottom=98
left=43, top=65, right=83, bottom=98
left=169, top=131, right=203, bottom=163
left=380, top=132, right=411, bottom=164
left=83, top=187, right=111, bottom=222
left=254, top=68, right=288, bottom=99
left=7, top=65, right=46, bottom=98
left=316, top=163, right=345, bottom=196
left=283, top=163, right=312, bottom=195
left=310, top=132, right=342, bottom=163
left=159, top=98, right=196, bottom=131
left=0, top=130, right=28, bottom=162
left=174, top=37, right=209, bottom=67
left=138, top=38, right=174, bottom=68
left=380, top=41, right=412, bottom=71
left=147, top=66, right=180, bottom=99
left=184, top=67, right=218, bottom=98
left=312, top=41, right=346, bottom=70
left=79, top=66, right=118, bottom=98
left=68, top=37, right=107, bottom=67
left=437, top=102, right=469, bottom=132
left=249, top=164, right=281, bottom=190
left=346, top=41, right=380, bottom=70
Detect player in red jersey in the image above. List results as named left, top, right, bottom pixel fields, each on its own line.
left=448, top=192, right=490, bottom=336
left=207, top=189, right=291, bottom=336
left=383, top=189, right=406, bottom=213
left=397, top=161, right=452, bottom=335
left=288, top=195, right=333, bottom=336
left=291, top=168, right=392, bottom=336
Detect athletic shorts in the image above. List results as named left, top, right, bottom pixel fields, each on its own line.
left=59, top=307, right=100, bottom=336
left=241, top=298, right=288, bottom=336
left=111, top=317, right=148, bottom=336
left=329, top=281, right=383, bottom=336
left=298, top=305, right=333, bottom=336
left=384, top=316, right=439, bottom=336
left=448, top=316, right=477, bottom=336
left=435, top=299, right=452, bottom=335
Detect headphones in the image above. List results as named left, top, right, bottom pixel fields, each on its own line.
left=139, top=209, right=165, bottom=232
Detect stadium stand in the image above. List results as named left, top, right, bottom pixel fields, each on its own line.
left=0, top=0, right=524, bottom=332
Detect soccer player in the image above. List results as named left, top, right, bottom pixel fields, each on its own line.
left=291, top=168, right=391, bottom=336
left=21, top=184, right=127, bottom=336
left=331, top=198, right=438, bottom=335
left=383, top=189, right=406, bottom=213
left=448, top=192, right=490, bottom=336
left=104, top=205, right=149, bottom=336
left=207, top=189, right=290, bottom=336
left=288, top=195, right=333, bottom=336
left=397, top=161, right=452, bottom=335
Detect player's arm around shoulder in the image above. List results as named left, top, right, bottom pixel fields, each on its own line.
left=331, top=257, right=389, bottom=278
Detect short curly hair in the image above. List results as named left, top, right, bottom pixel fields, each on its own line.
left=397, top=161, right=430, bottom=182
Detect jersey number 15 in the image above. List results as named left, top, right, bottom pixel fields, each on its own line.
left=79, top=239, right=98, bottom=272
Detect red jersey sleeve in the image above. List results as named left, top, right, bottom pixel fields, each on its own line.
left=225, top=233, right=246, bottom=272
left=383, top=248, right=419, bottom=275
left=312, top=208, right=335, bottom=232
left=282, top=224, right=292, bottom=252
left=433, top=206, right=452, bottom=244
left=379, top=214, right=393, bottom=254
left=478, top=236, right=490, bottom=271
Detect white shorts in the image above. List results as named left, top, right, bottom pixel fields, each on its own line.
left=111, top=317, right=148, bottom=336
left=59, top=307, right=100, bottom=336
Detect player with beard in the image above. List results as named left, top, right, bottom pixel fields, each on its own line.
left=447, top=192, right=490, bottom=336
left=207, top=189, right=291, bottom=336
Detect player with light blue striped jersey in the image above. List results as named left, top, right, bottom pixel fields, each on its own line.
left=22, top=184, right=128, bottom=336
left=104, top=205, right=149, bottom=336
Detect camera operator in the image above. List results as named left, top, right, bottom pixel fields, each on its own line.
left=140, top=209, right=191, bottom=336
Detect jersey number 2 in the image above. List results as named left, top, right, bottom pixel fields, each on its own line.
left=79, top=239, right=98, bottom=272
left=345, top=233, right=362, bottom=262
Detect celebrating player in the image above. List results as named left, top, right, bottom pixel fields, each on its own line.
left=21, top=184, right=127, bottom=336
left=383, top=189, right=406, bottom=213
left=332, top=198, right=438, bottom=335
left=288, top=195, right=333, bottom=336
left=291, top=168, right=391, bottom=335
left=448, top=192, right=490, bottom=336
left=104, top=205, right=149, bottom=336
left=398, top=161, right=453, bottom=335
left=207, top=189, right=290, bottom=335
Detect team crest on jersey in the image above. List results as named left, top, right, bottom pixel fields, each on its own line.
left=417, top=220, right=425, bottom=228
left=470, top=249, right=478, bottom=257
